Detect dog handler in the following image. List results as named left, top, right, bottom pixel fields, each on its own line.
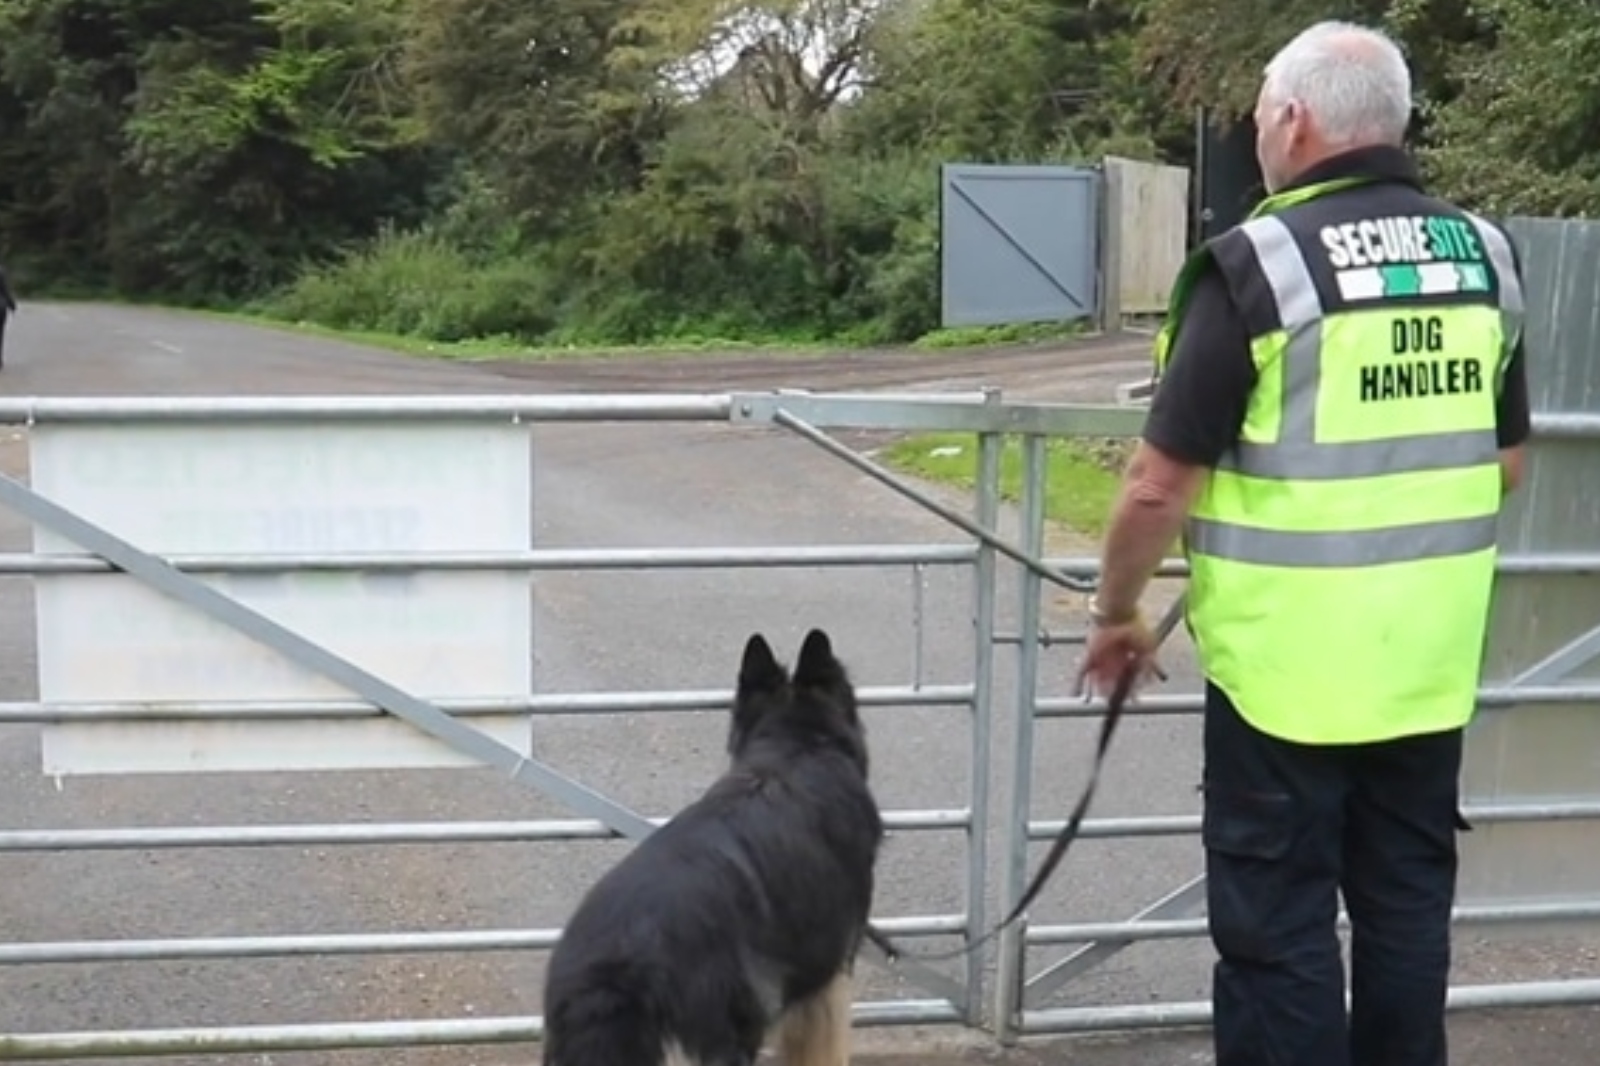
left=1079, top=20, right=1531, bottom=1066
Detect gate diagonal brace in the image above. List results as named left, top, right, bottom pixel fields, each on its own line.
left=0, top=472, right=959, bottom=1001
left=1023, top=874, right=1207, bottom=1004
left=734, top=396, right=1098, bottom=595
left=1508, top=618, right=1600, bottom=689
left=0, top=472, right=658, bottom=837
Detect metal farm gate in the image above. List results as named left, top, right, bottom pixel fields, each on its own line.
left=1, top=215, right=1600, bottom=1062
left=0, top=388, right=1073, bottom=1062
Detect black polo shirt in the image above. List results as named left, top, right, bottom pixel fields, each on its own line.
left=1142, top=146, right=1532, bottom=468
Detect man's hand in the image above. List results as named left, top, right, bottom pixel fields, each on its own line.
left=1078, top=611, right=1163, bottom=699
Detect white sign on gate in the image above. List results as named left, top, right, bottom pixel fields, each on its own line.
left=28, top=420, right=534, bottom=775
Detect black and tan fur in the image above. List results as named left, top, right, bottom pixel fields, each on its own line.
left=541, top=628, right=883, bottom=1066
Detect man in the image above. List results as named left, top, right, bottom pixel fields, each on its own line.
left=0, top=260, right=14, bottom=370
left=1079, top=19, right=1531, bottom=1066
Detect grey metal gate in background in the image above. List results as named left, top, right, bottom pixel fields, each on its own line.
left=939, top=163, right=1102, bottom=328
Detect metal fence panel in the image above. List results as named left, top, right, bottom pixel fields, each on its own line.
left=1457, top=216, right=1600, bottom=908
left=939, top=163, right=1101, bottom=328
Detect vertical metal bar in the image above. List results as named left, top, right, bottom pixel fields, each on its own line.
left=963, top=431, right=1003, bottom=1025
left=527, top=424, right=539, bottom=757
left=911, top=563, right=927, bottom=690
left=995, top=434, right=1048, bottom=1043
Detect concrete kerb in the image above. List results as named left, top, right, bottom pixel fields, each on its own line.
left=846, top=1022, right=1214, bottom=1065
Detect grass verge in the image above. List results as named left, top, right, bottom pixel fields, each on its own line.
left=120, top=296, right=1091, bottom=363
left=877, top=432, right=1131, bottom=537
left=910, top=321, right=1088, bottom=351
left=183, top=309, right=852, bottom=361
left=214, top=313, right=1091, bottom=362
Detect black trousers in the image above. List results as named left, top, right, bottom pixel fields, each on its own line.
left=1202, top=681, right=1465, bottom=1066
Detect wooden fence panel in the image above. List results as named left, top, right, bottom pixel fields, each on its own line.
left=1103, top=156, right=1191, bottom=317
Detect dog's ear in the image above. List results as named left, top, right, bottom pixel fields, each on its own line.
left=793, top=628, right=844, bottom=688
left=738, top=632, right=787, bottom=693
left=731, top=632, right=786, bottom=756
left=791, top=628, right=867, bottom=773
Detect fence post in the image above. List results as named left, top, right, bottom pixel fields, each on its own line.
left=1097, top=160, right=1124, bottom=334
left=963, top=425, right=1003, bottom=1025
left=993, top=434, right=1049, bottom=1043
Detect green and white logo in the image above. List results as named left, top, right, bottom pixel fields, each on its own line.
left=1319, top=216, right=1489, bottom=302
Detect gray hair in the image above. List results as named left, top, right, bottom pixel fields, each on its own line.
left=1261, top=21, right=1413, bottom=147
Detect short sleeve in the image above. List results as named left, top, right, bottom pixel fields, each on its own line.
left=1495, top=337, right=1532, bottom=448
left=1140, top=261, right=1259, bottom=467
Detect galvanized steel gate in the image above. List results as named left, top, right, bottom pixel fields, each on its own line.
left=3, top=217, right=1600, bottom=1061
left=0, top=389, right=1117, bottom=1061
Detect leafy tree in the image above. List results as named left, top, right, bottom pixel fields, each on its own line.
left=1, top=0, right=1596, bottom=340
left=1401, top=0, right=1600, bottom=215
left=0, top=0, right=442, bottom=297
left=842, top=0, right=1061, bottom=160
left=402, top=0, right=664, bottom=233
left=1133, top=0, right=1392, bottom=121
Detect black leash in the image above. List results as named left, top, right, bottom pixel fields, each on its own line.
left=867, top=594, right=1185, bottom=967
left=865, top=665, right=1137, bottom=965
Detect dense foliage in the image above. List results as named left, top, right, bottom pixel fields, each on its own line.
left=1, top=0, right=1594, bottom=347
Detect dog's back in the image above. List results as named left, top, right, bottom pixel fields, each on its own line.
left=542, top=629, right=882, bottom=1066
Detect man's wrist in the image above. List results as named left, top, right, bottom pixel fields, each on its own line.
left=1087, top=594, right=1140, bottom=627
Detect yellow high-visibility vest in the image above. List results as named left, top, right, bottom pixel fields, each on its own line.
left=1153, top=177, right=1524, bottom=744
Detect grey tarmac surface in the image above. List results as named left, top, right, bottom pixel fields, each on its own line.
left=0, top=302, right=1596, bottom=1066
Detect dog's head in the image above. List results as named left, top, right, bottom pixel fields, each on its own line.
left=730, top=628, right=869, bottom=776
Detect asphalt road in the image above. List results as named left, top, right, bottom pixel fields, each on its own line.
left=0, top=303, right=1596, bottom=1066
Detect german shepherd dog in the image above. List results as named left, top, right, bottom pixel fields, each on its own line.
left=541, top=628, right=884, bottom=1066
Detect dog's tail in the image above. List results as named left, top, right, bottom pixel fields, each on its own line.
left=543, top=981, right=665, bottom=1066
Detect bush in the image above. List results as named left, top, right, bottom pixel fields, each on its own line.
left=262, top=226, right=558, bottom=342
left=260, top=147, right=956, bottom=350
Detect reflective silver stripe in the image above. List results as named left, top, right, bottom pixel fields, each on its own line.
left=1227, top=429, right=1500, bottom=479
left=1239, top=216, right=1323, bottom=443
left=1186, top=514, right=1500, bottom=568
left=1463, top=211, right=1527, bottom=386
